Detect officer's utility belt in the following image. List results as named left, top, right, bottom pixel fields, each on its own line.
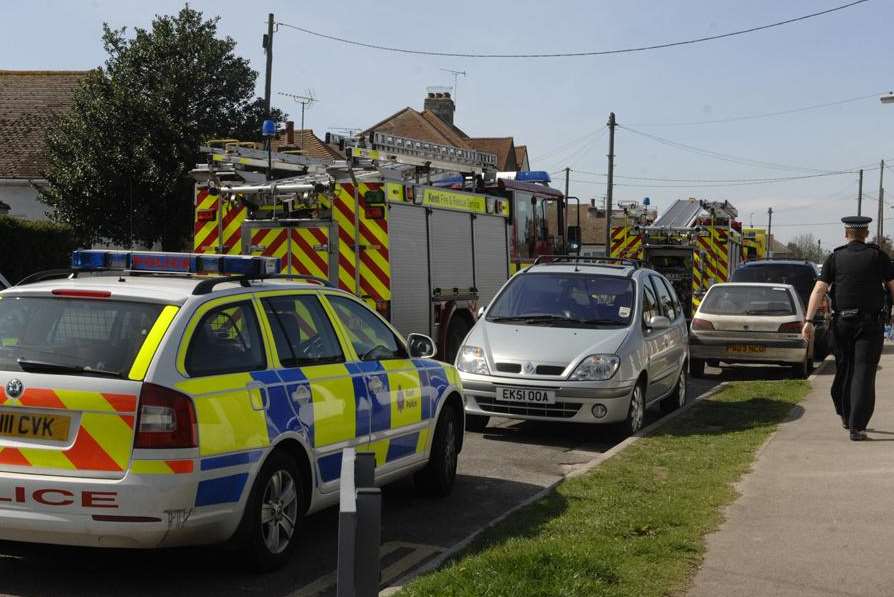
left=834, top=308, right=884, bottom=322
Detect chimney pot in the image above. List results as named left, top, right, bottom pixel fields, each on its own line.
left=424, top=89, right=456, bottom=125
left=286, top=121, right=295, bottom=145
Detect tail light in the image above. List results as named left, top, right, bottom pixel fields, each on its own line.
left=135, top=384, right=197, bottom=449
left=691, top=318, right=714, bottom=331
left=778, top=321, right=804, bottom=334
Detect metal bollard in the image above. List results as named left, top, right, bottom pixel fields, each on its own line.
left=336, top=449, right=382, bottom=597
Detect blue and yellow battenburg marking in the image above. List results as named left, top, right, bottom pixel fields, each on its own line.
left=187, top=358, right=456, bottom=506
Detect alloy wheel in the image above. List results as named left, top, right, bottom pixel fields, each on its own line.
left=261, top=469, right=299, bottom=554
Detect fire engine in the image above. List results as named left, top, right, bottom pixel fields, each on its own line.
left=742, top=226, right=769, bottom=261
left=610, top=198, right=743, bottom=318
left=191, top=132, right=565, bottom=362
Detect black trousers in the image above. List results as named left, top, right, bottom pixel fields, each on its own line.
left=831, top=317, right=884, bottom=430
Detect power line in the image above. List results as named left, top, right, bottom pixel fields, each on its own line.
left=571, top=169, right=856, bottom=184
left=627, top=92, right=886, bottom=127
left=532, top=127, right=605, bottom=161
left=275, top=1, right=869, bottom=59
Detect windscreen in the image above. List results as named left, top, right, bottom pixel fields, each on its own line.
left=0, top=296, right=164, bottom=377
left=487, top=273, right=634, bottom=326
left=731, top=265, right=815, bottom=306
left=700, top=285, right=795, bottom=316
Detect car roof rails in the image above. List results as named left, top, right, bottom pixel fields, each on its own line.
left=531, top=255, right=641, bottom=269
left=192, top=273, right=334, bottom=296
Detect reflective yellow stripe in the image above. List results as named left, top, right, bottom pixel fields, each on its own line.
left=364, top=439, right=390, bottom=466
left=306, top=364, right=355, bottom=447
left=132, top=460, right=175, bottom=475
left=416, top=428, right=430, bottom=454
left=381, top=360, right=422, bottom=429
left=128, top=305, right=179, bottom=381
left=19, top=447, right=76, bottom=470
left=56, top=390, right=119, bottom=413
left=80, top=412, right=133, bottom=470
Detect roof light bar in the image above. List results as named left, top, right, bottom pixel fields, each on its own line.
left=70, top=250, right=281, bottom=277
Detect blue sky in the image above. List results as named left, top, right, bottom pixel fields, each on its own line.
left=3, top=0, right=892, bottom=248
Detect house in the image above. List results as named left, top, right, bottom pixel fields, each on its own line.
left=362, top=91, right=530, bottom=172
left=0, top=70, right=89, bottom=220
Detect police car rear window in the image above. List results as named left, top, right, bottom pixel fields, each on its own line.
left=0, top=296, right=164, bottom=377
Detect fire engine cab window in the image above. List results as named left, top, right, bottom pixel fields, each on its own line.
left=0, top=297, right=163, bottom=377
left=513, top=191, right=534, bottom=259
left=186, top=302, right=266, bottom=377
left=327, top=296, right=407, bottom=361
left=262, top=295, right=343, bottom=367
left=642, top=283, right=658, bottom=327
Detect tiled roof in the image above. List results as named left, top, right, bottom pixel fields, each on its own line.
left=0, top=70, right=89, bottom=178
left=273, top=129, right=343, bottom=160
left=514, top=145, right=529, bottom=170
left=469, top=137, right=517, bottom=171
left=364, top=107, right=473, bottom=149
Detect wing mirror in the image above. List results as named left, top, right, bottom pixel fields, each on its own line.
left=647, top=315, right=671, bottom=330
left=407, top=333, right=437, bottom=359
left=477, top=305, right=486, bottom=318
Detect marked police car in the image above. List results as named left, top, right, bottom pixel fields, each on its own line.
left=0, top=251, right=464, bottom=570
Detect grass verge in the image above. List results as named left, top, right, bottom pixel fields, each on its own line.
left=399, top=380, right=810, bottom=597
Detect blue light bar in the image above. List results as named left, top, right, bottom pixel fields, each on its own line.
left=515, top=170, right=551, bottom=183
left=71, top=250, right=280, bottom=277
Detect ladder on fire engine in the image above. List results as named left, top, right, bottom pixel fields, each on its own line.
left=200, top=143, right=336, bottom=175
left=326, top=131, right=498, bottom=176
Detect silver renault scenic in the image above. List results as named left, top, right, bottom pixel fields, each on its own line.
left=457, top=258, right=689, bottom=435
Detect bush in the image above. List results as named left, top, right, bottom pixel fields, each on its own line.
left=0, top=217, right=81, bottom=284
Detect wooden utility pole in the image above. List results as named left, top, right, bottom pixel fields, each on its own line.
left=263, top=13, right=274, bottom=117
left=767, top=207, right=774, bottom=258
left=878, top=160, right=886, bottom=241
left=563, top=167, right=570, bottom=252
left=604, top=112, right=616, bottom=252
left=858, top=168, right=864, bottom=216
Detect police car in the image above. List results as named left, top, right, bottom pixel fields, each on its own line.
left=0, top=251, right=464, bottom=570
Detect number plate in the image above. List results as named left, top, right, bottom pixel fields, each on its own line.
left=496, top=387, right=556, bottom=404
left=727, top=344, right=766, bottom=354
left=0, top=410, right=71, bottom=442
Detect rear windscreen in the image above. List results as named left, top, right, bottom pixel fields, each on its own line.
left=700, top=286, right=795, bottom=316
left=0, top=296, right=164, bottom=377
left=731, top=265, right=815, bottom=306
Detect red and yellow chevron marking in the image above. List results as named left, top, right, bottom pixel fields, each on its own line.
left=287, top=227, right=329, bottom=279
left=251, top=227, right=289, bottom=271
left=610, top=227, right=643, bottom=260
left=0, top=387, right=137, bottom=473
left=333, top=183, right=391, bottom=303
left=194, top=186, right=247, bottom=255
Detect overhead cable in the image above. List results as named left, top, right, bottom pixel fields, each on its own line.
left=276, top=1, right=869, bottom=59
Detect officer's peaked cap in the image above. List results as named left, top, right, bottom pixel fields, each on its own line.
left=841, top=215, right=872, bottom=228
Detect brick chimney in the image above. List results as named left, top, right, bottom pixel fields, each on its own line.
left=424, top=91, right=455, bottom=126
left=286, top=120, right=295, bottom=145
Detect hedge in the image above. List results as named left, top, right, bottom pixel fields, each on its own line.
left=0, top=216, right=81, bottom=284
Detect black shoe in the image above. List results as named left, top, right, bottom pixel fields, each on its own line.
left=850, top=430, right=868, bottom=441
left=841, top=416, right=849, bottom=430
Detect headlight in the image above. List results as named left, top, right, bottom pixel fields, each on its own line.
left=569, top=355, right=620, bottom=381
left=457, top=345, right=490, bottom=375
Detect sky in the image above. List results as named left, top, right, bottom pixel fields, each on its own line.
left=2, top=0, right=893, bottom=249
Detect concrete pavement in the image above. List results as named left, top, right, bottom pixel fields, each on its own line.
left=688, top=345, right=894, bottom=597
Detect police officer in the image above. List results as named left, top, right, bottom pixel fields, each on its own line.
left=803, top=216, right=894, bottom=441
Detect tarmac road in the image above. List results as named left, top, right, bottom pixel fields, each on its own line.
left=0, top=366, right=783, bottom=597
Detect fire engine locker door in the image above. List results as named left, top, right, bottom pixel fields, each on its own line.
left=285, top=222, right=330, bottom=282
left=474, top=213, right=510, bottom=306
left=428, top=210, right=475, bottom=296
left=388, top=203, right=431, bottom=338
left=243, top=223, right=290, bottom=271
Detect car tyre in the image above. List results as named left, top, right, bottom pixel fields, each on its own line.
left=690, top=358, right=705, bottom=378
left=617, top=382, right=646, bottom=436
left=660, top=366, right=687, bottom=414
left=234, top=449, right=305, bottom=572
left=465, top=413, right=489, bottom=433
left=415, top=403, right=460, bottom=497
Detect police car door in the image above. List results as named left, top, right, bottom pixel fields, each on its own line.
left=324, top=295, right=427, bottom=477
left=641, top=281, right=669, bottom=402
left=256, top=291, right=365, bottom=493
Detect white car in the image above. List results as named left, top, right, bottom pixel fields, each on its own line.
left=689, top=282, right=812, bottom=378
left=0, top=250, right=464, bottom=570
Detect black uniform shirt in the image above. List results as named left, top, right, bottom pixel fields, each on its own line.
left=820, top=241, right=893, bottom=312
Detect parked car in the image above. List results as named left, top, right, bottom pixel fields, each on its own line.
left=457, top=258, right=689, bottom=436
left=731, top=259, right=830, bottom=358
left=689, top=282, right=813, bottom=378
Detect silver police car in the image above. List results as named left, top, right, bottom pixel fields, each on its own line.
left=457, top=258, right=689, bottom=435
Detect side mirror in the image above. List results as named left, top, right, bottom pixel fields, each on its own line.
left=407, top=333, right=437, bottom=359
left=566, top=226, right=582, bottom=254
left=647, top=315, right=671, bottom=330
left=477, top=306, right=486, bottom=318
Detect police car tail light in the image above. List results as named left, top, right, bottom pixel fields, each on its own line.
left=778, top=321, right=804, bottom=334
left=135, top=384, right=197, bottom=449
left=691, top=318, right=714, bottom=331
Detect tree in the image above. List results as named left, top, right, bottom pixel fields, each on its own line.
left=784, top=233, right=827, bottom=263
left=41, top=7, right=285, bottom=249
